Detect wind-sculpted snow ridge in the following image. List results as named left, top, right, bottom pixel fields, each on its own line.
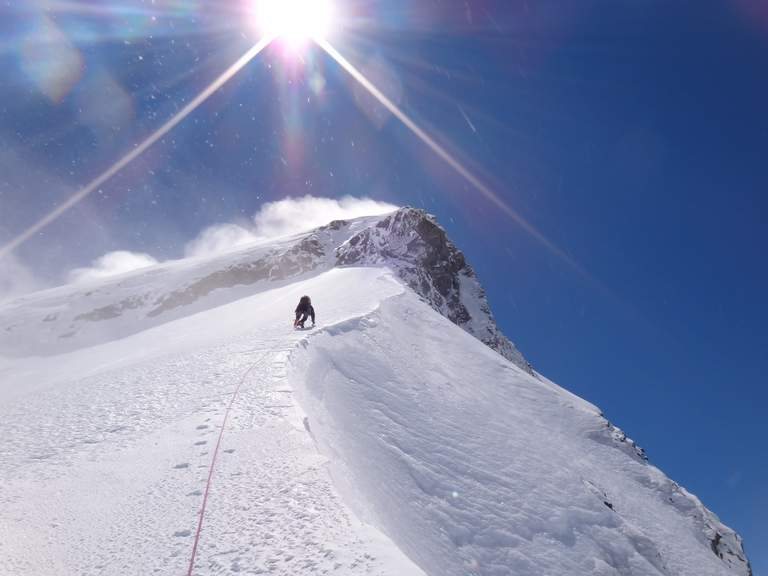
left=0, top=208, right=529, bottom=373
left=0, top=259, right=751, bottom=575
left=289, top=292, right=752, bottom=576
left=335, top=208, right=532, bottom=373
left=0, top=216, right=381, bottom=357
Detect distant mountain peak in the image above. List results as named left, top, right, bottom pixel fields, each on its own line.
left=336, top=207, right=531, bottom=372
left=0, top=208, right=531, bottom=373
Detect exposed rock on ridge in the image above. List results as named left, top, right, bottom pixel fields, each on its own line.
left=0, top=208, right=532, bottom=372
left=336, top=208, right=531, bottom=373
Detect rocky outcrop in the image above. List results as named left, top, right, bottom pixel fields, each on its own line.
left=336, top=208, right=532, bottom=373
left=710, top=529, right=752, bottom=575
left=148, top=230, right=332, bottom=317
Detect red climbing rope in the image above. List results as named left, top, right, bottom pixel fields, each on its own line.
left=186, top=353, right=267, bottom=576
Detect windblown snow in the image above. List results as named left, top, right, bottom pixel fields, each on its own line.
left=0, top=208, right=751, bottom=576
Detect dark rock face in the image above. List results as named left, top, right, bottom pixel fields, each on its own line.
left=75, top=295, right=151, bottom=322
left=711, top=532, right=752, bottom=576
left=147, top=260, right=275, bottom=317
left=337, top=208, right=532, bottom=373
left=588, top=420, right=648, bottom=462
left=148, top=233, right=331, bottom=317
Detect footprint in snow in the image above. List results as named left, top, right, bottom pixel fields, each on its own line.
left=173, top=530, right=191, bottom=538
left=31, top=453, right=55, bottom=461
left=173, top=463, right=190, bottom=469
left=194, top=440, right=207, bottom=446
left=187, top=490, right=203, bottom=497
left=196, top=424, right=209, bottom=430
left=224, top=449, right=235, bottom=454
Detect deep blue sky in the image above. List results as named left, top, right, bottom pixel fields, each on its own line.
left=1, top=1, right=766, bottom=572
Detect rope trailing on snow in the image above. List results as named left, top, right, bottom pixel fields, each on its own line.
left=186, top=351, right=270, bottom=576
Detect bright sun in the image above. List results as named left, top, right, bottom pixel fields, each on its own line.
left=255, top=0, right=335, bottom=46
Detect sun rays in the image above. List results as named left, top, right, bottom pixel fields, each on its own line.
left=0, top=2, right=584, bottom=276
left=253, top=0, right=336, bottom=48
left=0, top=34, right=273, bottom=259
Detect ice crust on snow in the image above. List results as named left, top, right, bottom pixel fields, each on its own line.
left=0, top=210, right=751, bottom=576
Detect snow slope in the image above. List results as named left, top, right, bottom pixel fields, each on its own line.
left=0, top=209, right=751, bottom=575
left=291, top=293, right=750, bottom=576
left=1, top=268, right=424, bottom=575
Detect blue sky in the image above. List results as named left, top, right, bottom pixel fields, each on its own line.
left=1, top=1, right=766, bottom=572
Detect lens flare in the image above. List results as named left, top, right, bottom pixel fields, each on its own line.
left=316, top=39, right=587, bottom=277
left=254, top=0, right=335, bottom=49
left=0, top=36, right=274, bottom=261
left=0, top=11, right=587, bottom=283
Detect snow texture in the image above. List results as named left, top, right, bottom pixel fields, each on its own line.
left=0, top=210, right=751, bottom=576
left=0, top=269, right=423, bottom=575
left=290, top=295, right=750, bottom=576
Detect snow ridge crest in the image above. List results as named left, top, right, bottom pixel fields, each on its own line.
left=335, top=207, right=532, bottom=373
left=0, top=208, right=529, bottom=370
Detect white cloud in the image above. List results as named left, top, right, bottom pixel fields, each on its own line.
left=65, top=196, right=399, bottom=280
left=0, top=254, right=42, bottom=302
left=252, top=195, right=398, bottom=239
left=182, top=195, right=398, bottom=259
left=68, top=251, right=158, bottom=284
left=184, top=223, right=259, bottom=259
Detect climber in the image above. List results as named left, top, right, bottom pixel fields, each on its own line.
left=294, top=295, right=315, bottom=329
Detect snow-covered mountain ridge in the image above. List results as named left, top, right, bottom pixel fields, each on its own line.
left=0, top=209, right=751, bottom=576
left=336, top=208, right=529, bottom=371
left=288, top=293, right=751, bottom=576
left=0, top=207, right=529, bottom=371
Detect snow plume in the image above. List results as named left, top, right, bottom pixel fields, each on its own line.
left=64, top=197, right=397, bottom=280
left=184, top=223, right=259, bottom=259
left=184, top=196, right=398, bottom=258
left=0, top=254, right=41, bottom=302
left=252, top=196, right=398, bottom=239
left=68, top=251, right=158, bottom=284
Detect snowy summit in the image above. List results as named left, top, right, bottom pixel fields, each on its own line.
left=0, top=208, right=751, bottom=575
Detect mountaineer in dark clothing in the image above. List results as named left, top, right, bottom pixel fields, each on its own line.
left=294, top=295, right=315, bottom=328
